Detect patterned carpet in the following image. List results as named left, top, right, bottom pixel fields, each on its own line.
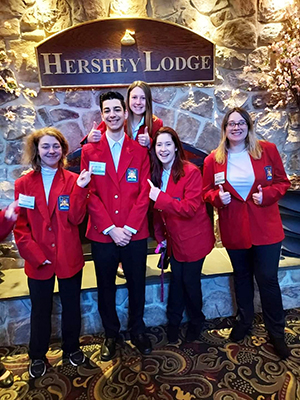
left=1, top=309, right=300, bottom=399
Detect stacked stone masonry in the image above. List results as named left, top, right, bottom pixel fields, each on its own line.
left=1, top=268, right=300, bottom=346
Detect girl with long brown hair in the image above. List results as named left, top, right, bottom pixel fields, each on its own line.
left=149, top=127, right=214, bottom=343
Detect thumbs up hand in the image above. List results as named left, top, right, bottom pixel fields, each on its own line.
left=138, top=126, right=151, bottom=147
left=148, top=179, right=161, bottom=201
left=252, top=184, right=263, bottom=205
left=5, top=200, right=19, bottom=222
left=77, top=169, right=92, bottom=188
left=87, top=121, right=102, bottom=143
left=219, top=185, right=231, bottom=205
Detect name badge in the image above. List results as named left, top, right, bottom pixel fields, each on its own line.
left=89, top=161, right=106, bottom=176
left=264, top=166, right=273, bottom=181
left=58, top=195, right=70, bottom=211
left=19, top=193, right=35, bottom=209
left=214, top=171, right=225, bottom=186
left=126, top=168, right=138, bottom=182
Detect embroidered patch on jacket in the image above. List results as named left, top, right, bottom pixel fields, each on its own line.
left=126, top=168, right=138, bottom=182
left=58, top=195, right=70, bottom=211
left=264, top=166, right=273, bottom=181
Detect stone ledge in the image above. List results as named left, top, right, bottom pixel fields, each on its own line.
left=1, top=250, right=300, bottom=346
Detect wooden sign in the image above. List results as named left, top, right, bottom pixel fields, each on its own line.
left=36, top=18, right=215, bottom=88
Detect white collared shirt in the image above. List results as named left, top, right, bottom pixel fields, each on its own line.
left=103, top=133, right=137, bottom=236
left=132, top=116, right=145, bottom=140
left=161, top=168, right=171, bottom=193
left=106, top=133, right=125, bottom=172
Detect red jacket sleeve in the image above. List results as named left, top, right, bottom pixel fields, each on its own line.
left=67, top=181, right=89, bottom=226
left=81, top=146, right=115, bottom=232
left=124, top=148, right=150, bottom=231
left=202, top=153, right=224, bottom=209
left=153, top=208, right=166, bottom=244
left=260, top=144, right=290, bottom=206
left=154, top=167, right=203, bottom=218
left=148, top=116, right=163, bottom=147
left=0, top=210, right=15, bottom=242
left=151, top=116, right=163, bottom=137
left=14, top=179, right=47, bottom=269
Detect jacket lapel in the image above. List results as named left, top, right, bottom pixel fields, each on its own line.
left=245, top=155, right=260, bottom=200
left=100, top=134, right=119, bottom=189
left=117, top=135, right=134, bottom=182
left=165, top=171, right=175, bottom=196
left=48, top=169, right=66, bottom=219
left=30, top=172, right=51, bottom=224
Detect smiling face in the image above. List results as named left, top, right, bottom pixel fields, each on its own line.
left=129, top=86, right=146, bottom=117
left=101, top=98, right=127, bottom=135
left=38, top=135, right=62, bottom=169
left=225, top=111, right=249, bottom=147
left=155, top=133, right=177, bottom=170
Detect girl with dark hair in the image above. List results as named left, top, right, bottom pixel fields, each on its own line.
left=148, top=127, right=214, bottom=343
left=14, top=128, right=91, bottom=378
left=203, top=107, right=291, bottom=359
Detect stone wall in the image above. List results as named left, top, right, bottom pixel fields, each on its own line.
left=2, top=267, right=300, bottom=346
left=0, top=0, right=300, bottom=269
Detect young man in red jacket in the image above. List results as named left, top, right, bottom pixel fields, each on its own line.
left=81, top=92, right=152, bottom=361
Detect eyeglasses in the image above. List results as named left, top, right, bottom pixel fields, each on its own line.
left=227, top=121, right=247, bottom=128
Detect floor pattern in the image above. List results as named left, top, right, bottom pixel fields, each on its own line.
left=1, top=309, right=300, bottom=399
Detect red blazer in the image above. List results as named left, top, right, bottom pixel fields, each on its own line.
left=130, top=115, right=163, bottom=144
left=202, top=141, right=290, bottom=249
left=80, top=115, right=163, bottom=145
left=153, top=162, right=215, bottom=262
left=81, top=133, right=150, bottom=243
left=14, top=169, right=89, bottom=280
left=0, top=210, right=15, bottom=241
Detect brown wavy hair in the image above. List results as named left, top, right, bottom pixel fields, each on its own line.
left=23, top=127, right=69, bottom=171
left=150, top=127, right=186, bottom=187
left=126, top=81, right=153, bottom=138
left=215, top=107, right=262, bottom=164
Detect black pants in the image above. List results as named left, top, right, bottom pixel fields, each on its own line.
left=91, top=239, right=147, bottom=338
left=167, top=255, right=206, bottom=328
left=227, top=242, right=285, bottom=337
left=28, top=270, right=82, bottom=360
